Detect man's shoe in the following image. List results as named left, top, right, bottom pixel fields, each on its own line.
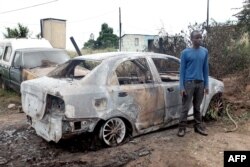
left=194, top=126, right=208, bottom=136
left=177, top=128, right=186, bottom=137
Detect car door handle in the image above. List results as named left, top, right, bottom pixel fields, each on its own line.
left=167, top=87, right=174, bottom=92
left=118, top=92, right=128, bottom=97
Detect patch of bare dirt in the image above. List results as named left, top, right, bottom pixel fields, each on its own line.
left=0, top=72, right=249, bottom=167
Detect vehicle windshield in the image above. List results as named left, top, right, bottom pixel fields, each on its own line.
left=23, top=50, right=69, bottom=69
left=47, top=59, right=102, bottom=79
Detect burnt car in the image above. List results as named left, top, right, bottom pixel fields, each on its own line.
left=21, top=52, right=224, bottom=146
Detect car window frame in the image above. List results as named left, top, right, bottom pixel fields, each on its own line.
left=110, top=57, right=154, bottom=86
left=12, top=51, right=23, bottom=68
left=3, top=46, right=12, bottom=62
left=152, top=57, right=180, bottom=82
left=0, top=45, right=4, bottom=60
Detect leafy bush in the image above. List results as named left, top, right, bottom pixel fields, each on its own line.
left=206, top=23, right=250, bottom=78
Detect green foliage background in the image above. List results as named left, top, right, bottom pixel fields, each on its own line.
left=83, top=23, right=118, bottom=50
left=3, top=23, right=29, bottom=38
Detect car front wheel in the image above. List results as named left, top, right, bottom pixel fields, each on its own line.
left=99, top=117, right=126, bottom=147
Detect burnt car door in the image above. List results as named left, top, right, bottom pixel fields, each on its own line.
left=152, top=57, right=182, bottom=123
left=109, top=58, right=165, bottom=130
left=10, top=51, right=23, bottom=91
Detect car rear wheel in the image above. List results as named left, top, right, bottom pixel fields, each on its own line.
left=99, top=118, right=126, bottom=147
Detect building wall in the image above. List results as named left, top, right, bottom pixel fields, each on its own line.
left=41, top=18, right=66, bottom=49
left=121, top=34, right=156, bottom=52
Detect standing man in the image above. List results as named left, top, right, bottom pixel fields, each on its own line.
left=178, top=30, right=209, bottom=137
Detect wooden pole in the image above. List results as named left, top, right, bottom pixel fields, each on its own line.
left=119, top=7, right=122, bottom=51
left=207, top=0, right=209, bottom=29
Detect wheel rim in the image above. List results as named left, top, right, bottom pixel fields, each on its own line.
left=102, top=118, right=126, bottom=146
left=206, top=95, right=223, bottom=120
left=210, top=97, right=223, bottom=114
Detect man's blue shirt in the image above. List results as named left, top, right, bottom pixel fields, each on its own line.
left=179, top=46, right=209, bottom=91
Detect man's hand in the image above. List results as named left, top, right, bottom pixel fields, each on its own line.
left=180, top=90, right=186, bottom=96
left=204, top=88, right=209, bottom=95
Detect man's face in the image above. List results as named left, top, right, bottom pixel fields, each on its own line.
left=191, top=31, right=202, bottom=47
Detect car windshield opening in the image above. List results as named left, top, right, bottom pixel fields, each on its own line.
left=23, top=50, right=69, bottom=69
left=47, top=59, right=102, bottom=79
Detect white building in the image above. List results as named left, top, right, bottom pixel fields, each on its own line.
left=121, top=34, right=157, bottom=52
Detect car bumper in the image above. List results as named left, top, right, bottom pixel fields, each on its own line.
left=28, top=115, right=100, bottom=142
left=30, top=115, right=63, bottom=143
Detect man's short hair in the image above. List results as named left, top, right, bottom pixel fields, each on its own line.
left=190, top=30, right=201, bottom=39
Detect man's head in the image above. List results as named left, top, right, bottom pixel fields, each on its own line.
left=190, top=30, right=202, bottom=48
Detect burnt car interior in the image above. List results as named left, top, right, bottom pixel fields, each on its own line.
left=48, top=59, right=101, bottom=79
left=115, top=58, right=153, bottom=85
left=46, top=94, right=65, bottom=113
left=152, top=58, right=179, bottom=82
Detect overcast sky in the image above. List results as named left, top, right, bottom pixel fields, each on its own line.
left=0, top=0, right=244, bottom=49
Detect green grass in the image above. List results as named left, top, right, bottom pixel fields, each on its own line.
left=0, top=89, right=20, bottom=108
left=0, top=89, right=19, bottom=98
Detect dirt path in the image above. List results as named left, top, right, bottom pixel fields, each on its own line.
left=0, top=109, right=250, bottom=167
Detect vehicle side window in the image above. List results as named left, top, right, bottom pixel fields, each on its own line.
left=3, top=46, right=12, bottom=62
left=0, top=46, right=4, bottom=59
left=115, top=58, right=153, bottom=85
left=13, top=52, right=22, bottom=68
left=152, top=58, right=179, bottom=82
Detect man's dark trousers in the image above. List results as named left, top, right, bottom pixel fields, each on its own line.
left=179, top=80, right=204, bottom=128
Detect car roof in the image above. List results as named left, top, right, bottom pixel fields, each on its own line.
left=72, top=52, right=179, bottom=61
left=16, top=48, right=65, bottom=53
left=0, top=38, right=52, bottom=49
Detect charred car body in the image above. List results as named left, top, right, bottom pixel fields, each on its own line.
left=0, top=38, right=69, bottom=92
left=21, top=52, right=224, bottom=146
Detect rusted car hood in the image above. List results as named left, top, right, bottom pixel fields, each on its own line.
left=22, top=67, right=56, bottom=80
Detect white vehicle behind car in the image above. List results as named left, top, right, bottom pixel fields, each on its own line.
left=0, top=38, right=70, bottom=92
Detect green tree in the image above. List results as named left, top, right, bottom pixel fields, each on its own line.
left=83, top=33, right=98, bottom=49
left=96, top=23, right=118, bottom=49
left=83, top=23, right=118, bottom=49
left=3, top=23, right=29, bottom=38
left=235, top=0, right=250, bottom=32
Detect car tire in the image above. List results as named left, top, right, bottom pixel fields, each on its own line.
left=99, top=117, right=126, bottom=147
left=204, top=93, right=224, bottom=121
